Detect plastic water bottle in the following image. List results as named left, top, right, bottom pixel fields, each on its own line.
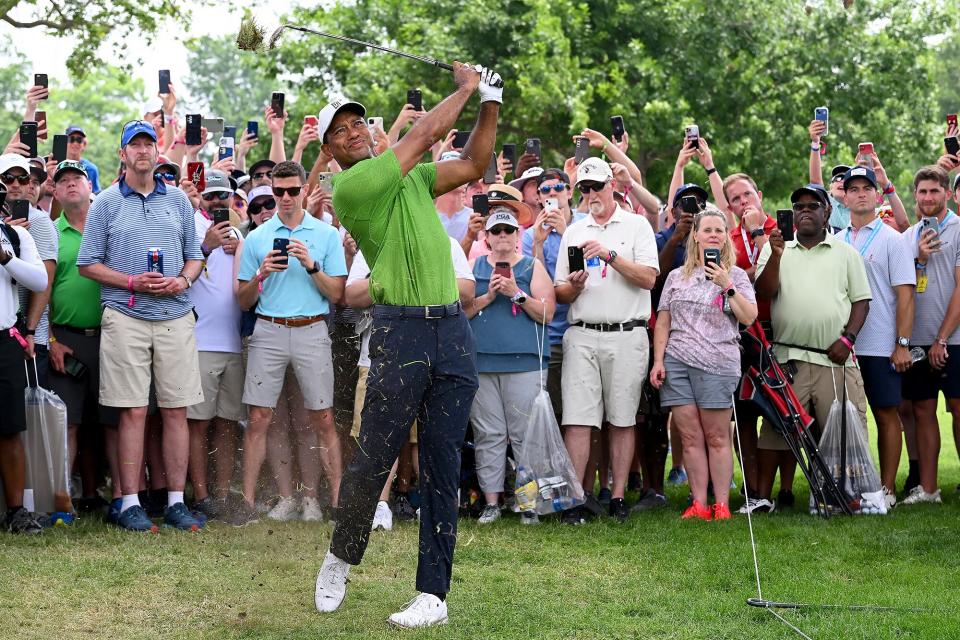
left=586, top=256, right=603, bottom=287
left=551, top=493, right=575, bottom=513
left=514, top=465, right=539, bottom=512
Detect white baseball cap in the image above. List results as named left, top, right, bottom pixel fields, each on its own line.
left=248, top=185, right=274, bottom=202
left=508, top=167, right=544, bottom=191
left=484, top=209, right=520, bottom=231
left=575, top=157, right=613, bottom=186
left=317, top=98, right=366, bottom=143
left=0, top=154, right=31, bottom=175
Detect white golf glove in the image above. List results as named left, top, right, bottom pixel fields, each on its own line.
left=477, top=66, right=504, bottom=104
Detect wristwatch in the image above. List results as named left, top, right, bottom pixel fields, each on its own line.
left=897, top=336, right=910, bottom=348
left=724, top=287, right=736, bottom=298
left=750, top=228, right=765, bottom=239
left=511, top=291, right=528, bottom=305
left=306, top=261, right=320, bottom=275
left=842, top=331, right=857, bottom=344
left=605, top=250, right=618, bottom=264
left=179, top=274, right=192, bottom=289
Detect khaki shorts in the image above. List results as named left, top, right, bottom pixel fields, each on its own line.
left=99, top=307, right=202, bottom=408
left=351, top=366, right=417, bottom=443
left=243, top=319, right=333, bottom=411
left=758, top=361, right=868, bottom=450
left=187, top=351, right=245, bottom=422
left=561, top=324, right=648, bottom=428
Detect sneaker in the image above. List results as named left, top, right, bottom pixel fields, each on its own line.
left=387, top=593, right=448, bottom=629
left=777, top=489, right=795, bottom=509
left=712, top=503, right=732, bottom=520
left=267, top=496, right=299, bottom=522
left=667, top=467, right=688, bottom=486
left=882, top=486, right=897, bottom=510
left=164, top=502, right=203, bottom=531
left=477, top=504, right=501, bottom=524
left=43, top=511, right=76, bottom=527
left=226, top=499, right=260, bottom=527
left=117, top=505, right=159, bottom=533
left=681, top=500, right=712, bottom=521
left=372, top=501, right=393, bottom=531
left=561, top=506, right=586, bottom=526
left=627, top=471, right=643, bottom=492
left=393, top=494, right=417, bottom=522
left=737, top=497, right=775, bottom=514
left=520, top=510, right=539, bottom=525
left=608, top=497, right=630, bottom=523
left=5, top=507, right=43, bottom=535
left=301, top=497, right=323, bottom=523
left=901, top=486, right=942, bottom=505
left=903, top=468, right=920, bottom=495
left=631, top=489, right=667, bottom=513
left=597, top=487, right=612, bottom=506
left=315, top=551, right=351, bottom=613
left=106, top=498, right=122, bottom=525
left=193, top=497, right=227, bottom=521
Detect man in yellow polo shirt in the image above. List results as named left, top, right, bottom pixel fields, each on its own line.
left=313, top=63, right=502, bottom=629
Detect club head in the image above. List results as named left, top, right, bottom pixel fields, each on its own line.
left=236, top=17, right=266, bottom=51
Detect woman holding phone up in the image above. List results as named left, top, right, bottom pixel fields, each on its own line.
left=649, top=206, right=758, bottom=521
left=466, top=206, right=555, bottom=525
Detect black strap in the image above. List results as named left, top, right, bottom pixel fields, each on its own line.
left=772, top=340, right=830, bottom=356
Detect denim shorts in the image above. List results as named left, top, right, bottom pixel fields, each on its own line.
left=660, top=355, right=739, bottom=409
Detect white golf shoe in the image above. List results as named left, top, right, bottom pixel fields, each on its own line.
left=315, top=551, right=350, bottom=613
left=372, top=500, right=393, bottom=531
left=387, top=593, right=448, bottom=628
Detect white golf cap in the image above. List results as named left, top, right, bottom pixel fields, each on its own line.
left=143, top=96, right=163, bottom=115
left=317, top=98, right=366, bottom=143
left=248, top=185, right=274, bottom=202
left=484, top=209, right=520, bottom=231
left=508, top=167, right=543, bottom=191
left=575, top=157, right=613, bottom=186
left=0, top=154, right=30, bottom=175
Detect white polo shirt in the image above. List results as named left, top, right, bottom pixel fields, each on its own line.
left=0, top=225, right=47, bottom=329
left=554, top=205, right=659, bottom=325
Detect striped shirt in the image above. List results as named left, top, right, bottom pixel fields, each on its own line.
left=907, top=211, right=960, bottom=346
left=17, top=205, right=58, bottom=345
left=77, top=178, right=202, bottom=321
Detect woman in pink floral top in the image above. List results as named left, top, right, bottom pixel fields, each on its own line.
left=650, top=207, right=758, bottom=521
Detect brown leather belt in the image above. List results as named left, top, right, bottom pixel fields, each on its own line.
left=256, top=314, right=326, bottom=328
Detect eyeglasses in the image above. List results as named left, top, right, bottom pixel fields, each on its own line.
left=488, top=226, right=516, bottom=236
left=202, top=192, right=231, bottom=202
left=154, top=172, right=176, bottom=182
left=68, top=136, right=85, bottom=144
left=538, top=184, right=566, bottom=194
left=248, top=199, right=276, bottom=215
left=792, top=201, right=823, bottom=212
left=1, top=173, right=30, bottom=186
left=252, top=171, right=272, bottom=180
left=272, top=186, right=302, bottom=198
left=578, top=181, right=606, bottom=193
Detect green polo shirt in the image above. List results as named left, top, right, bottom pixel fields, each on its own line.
left=332, top=149, right=458, bottom=306
left=756, top=232, right=871, bottom=368
left=51, top=214, right=102, bottom=328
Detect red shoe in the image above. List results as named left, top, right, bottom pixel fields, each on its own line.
left=712, top=503, right=732, bottom=520
left=681, top=500, right=712, bottom=521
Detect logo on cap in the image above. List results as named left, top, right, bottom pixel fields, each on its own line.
left=851, top=167, right=866, bottom=176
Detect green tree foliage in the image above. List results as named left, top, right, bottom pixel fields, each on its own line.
left=270, top=0, right=956, bottom=207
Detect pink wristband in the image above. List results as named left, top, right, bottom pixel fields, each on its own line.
left=839, top=335, right=854, bottom=350
left=127, top=275, right=135, bottom=308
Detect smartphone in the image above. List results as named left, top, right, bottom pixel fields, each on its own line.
left=948, top=114, right=958, bottom=129
left=681, top=195, right=700, bottom=214
left=223, top=125, right=237, bottom=140
left=217, top=137, right=234, bottom=161
left=858, top=142, right=875, bottom=169
left=494, top=262, right=512, bottom=280
left=246, top=120, right=259, bottom=139
left=211, top=208, right=230, bottom=225
left=271, top=92, right=285, bottom=117
left=574, top=136, right=590, bottom=164
left=186, top=114, right=202, bottom=146
left=777, top=209, right=795, bottom=242
left=483, top=153, right=497, bottom=184
left=63, top=353, right=88, bottom=379
left=35, top=111, right=46, bottom=140
left=685, top=124, right=700, bottom=149
left=611, top=115, right=625, bottom=142
left=19, top=122, right=38, bottom=158
left=921, top=216, right=939, bottom=240
left=945, top=137, right=960, bottom=157
left=158, top=69, right=171, bottom=94
left=304, top=115, right=319, bottom=128
left=12, top=200, right=30, bottom=221
left=544, top=197, right=558, bottom=211
left=366, top=116, right=383, bottom=131
left=202, top=117, right=224, bottom=135
left=52, top=134, right=68, bottom=162
left=472, top=193, right=490, bottom=217
left=703, top=248, right=721, bottom=276
left=318, top=172, right=334, bottom=194
left=568, top=246, right=586, bottom=273
left=273, top=237, right=290, bottom=265
left=525, top=138, right=541, bottom=163
left=34, top=73, right=48, bottom=90
left=407, top=88, right=422, bottom=111
left=187, top=162, right=205, bottom=191
left=453, top=130, right=471, bottom=149
left=814, top=106, right=829, bottom=137
left=502, top=143, right=517, bottom=171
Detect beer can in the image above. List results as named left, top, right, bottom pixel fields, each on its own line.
left=147, top=247, right=164, bottom=274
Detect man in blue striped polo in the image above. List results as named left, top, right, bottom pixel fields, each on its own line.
left=77, top=120, right=205, bottom=532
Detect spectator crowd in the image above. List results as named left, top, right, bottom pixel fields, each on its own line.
left=2, top=71, right=960, bottom=540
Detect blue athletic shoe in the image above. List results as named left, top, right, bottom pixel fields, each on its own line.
left=667, top=467, right=688, bottom=486
left=117, top=505, right=159, bottom=533
left=163, top=502, right=203, bottom=531
left=42, top=511, right=75, bottom=527
left=107, top=498, right=122, bottom=525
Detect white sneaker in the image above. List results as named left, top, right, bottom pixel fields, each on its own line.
left=737, top=497, right=774, bottom=514
left=372, top=501, right=393, bottom=531
left=315, top=551, right=351, bottom=613
left=301, top=496, right=323, bottom=522
left=882, top=486, right=897, bottom=510
left=387, top=593, right=448, bottom=629
left=267, top=496, right=299, bottom=521
left=901, top=485, right=942, bottom=505
left=477, top=504, right=501, bottom=524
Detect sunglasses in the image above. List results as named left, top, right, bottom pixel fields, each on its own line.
left=538, top=184, right=567, bottom=194
left=248, top=199, right=276, bottom=215
left=154, top=172, right=176, bottom=182
left=202, top=192, right=231, bottom=202
left=488, top=226, right=516, bottom=236
left=272, top=186, right=302, bottom=198
left=252, top=171, right=272, bottom=179
left=578, top=181, right=606, bottom=193
left=792, top=201, right=823, bottom=212
left=1, top=173, right=30, bottom=186
left=68, top=136, right=85, bottom=144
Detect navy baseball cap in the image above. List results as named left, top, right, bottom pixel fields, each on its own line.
left=842, top=166, right=878, bottom=190
left=120, top=120, right=157, bottom=147
left=830, top=164, right=851, bottom=183
left=790, top=183, right=830, bottom=205
left=65, top=125, right=86, bottom=137
left=672, top=183, right=709, bottom=207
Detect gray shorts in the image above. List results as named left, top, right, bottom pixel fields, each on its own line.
left=242, top=319, right=334, bottom=411
left=188, top=351, right=245, bottom=421
left=660, top=355, right=739, bottom=409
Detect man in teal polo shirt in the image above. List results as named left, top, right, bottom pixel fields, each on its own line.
left=236, top=160, right=347, bottom=525
left=313, top=63, right=502, bottom=629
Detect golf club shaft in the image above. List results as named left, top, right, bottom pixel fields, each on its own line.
left=281, top=25, right=453, bottom=70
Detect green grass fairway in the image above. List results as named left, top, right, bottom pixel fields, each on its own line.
left=2, top=404, right=958, bottom=639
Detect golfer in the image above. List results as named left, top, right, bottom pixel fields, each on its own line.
left=313, top=62, right=502, bottom=629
